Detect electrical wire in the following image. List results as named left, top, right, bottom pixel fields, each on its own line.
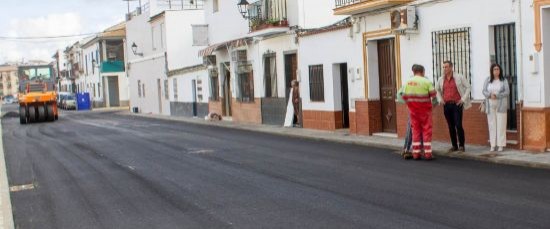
left=0, top=28, right=126, bottom=41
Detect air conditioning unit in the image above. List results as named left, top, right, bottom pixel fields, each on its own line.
left=231, top=50, right=247, bottom=63
left=108, top=52, right=117, bottom=60
left=391, top=6, right=418, bottom=33
left=203, top=55, right=217, bottom=66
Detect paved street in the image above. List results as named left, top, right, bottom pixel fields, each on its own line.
left=1, top=104, right=550, bottom=229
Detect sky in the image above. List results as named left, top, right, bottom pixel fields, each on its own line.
left=0, top=0, right=133, bottom=64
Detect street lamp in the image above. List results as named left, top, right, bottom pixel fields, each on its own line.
left=131, top=42, right=144, bottom=57
left=237, top=0, right=250, bottom=19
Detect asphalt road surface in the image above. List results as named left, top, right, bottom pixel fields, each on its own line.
left=2, top=104, right=550, bottom=229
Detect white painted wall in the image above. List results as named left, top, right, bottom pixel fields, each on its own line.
left=80, top=42, right=102, bottom=101
left=126, top=13, right=162, bottom=61
left=204, top=0, right=249, bottom=44
left=254, top=34, right=298, bottom=98
left=395, top=0, right=528, bottom=103
left=102, top=72, right=130, bottom=107
left=540, top=7, right=550, bottom=107
left=165, top=10, right=206, bottom=70
left=298, top=29, right=363, bottom=112
left=366, top=40, right=380, bottom=100
left=297, top=0, right=347, bottom=29
left=128, top=57, right=168, bottom=114
left=126, top=9, right=168, bottom=115
left=170, top=70, right=209, bottom=103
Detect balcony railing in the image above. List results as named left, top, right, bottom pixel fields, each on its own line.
left=157, top=0, right=204, bottom=10
left=335, top=0, right=362, bottom=8
left=248, top=0, right=288, bottom=32
left=101, top=61, right=125, bottom=73
left=334, top=0, right=413, bottom=15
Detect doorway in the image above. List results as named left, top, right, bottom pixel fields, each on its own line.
left=339, top=63, right=350, bottom=128
left=192, top=79, right=197, bottom=117
left=108, top=76, right=120, bottom=107
left=377, top=39, right=397, bottom=133
left=284, top=53, right=298, bottom=100
left=493, top=23, right=517, bottom=130
left=222, top=63, right=232, bottom=117
left=157, top=79, right=162, bottom=114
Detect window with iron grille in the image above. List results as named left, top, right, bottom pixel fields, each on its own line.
left=309, top=65, right=324, bottom=102
left=236, top=62, right=254, bottom=103
left=238, top=72, right=254, bottom=102
left=138, top=80, right=142, bottom=97
left=173, top=78, right=178, bottom=100
left=164, top=79, right=169, bottom=100
left=431, top=27, right=471, bottom=83
left=209, top=69, right=220, bottom=101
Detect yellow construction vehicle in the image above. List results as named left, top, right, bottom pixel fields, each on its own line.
left=18, top=64, right=58, bottom=124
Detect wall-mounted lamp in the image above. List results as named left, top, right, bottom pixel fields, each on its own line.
left=131, top=42, right=144, bottom=57
left=237, top=0, right=250, bottom=19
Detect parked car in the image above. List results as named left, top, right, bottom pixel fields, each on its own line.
left=57, top=92, right=72, bottom=109
left=3, top=95, right=15, bottom=104
left=62, top=94, right=76, bottom=110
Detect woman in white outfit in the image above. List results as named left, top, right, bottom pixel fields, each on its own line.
left=482, top=63, right=510, bottom=152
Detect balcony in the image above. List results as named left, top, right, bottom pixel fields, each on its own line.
left=247, top=0, right=289, bottom=36
left=334, top=0, right=414, bottom=15
left=101, top=61, right=125, bottom=73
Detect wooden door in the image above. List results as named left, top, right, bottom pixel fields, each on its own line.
left=284, top=53, right=297, bottom=100
left=377, top=39, right=397, bottom=133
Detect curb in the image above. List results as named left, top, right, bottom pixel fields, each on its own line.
left=0, top=106, right=15, bottom=229
left=124, top=112, right=550, bottom=171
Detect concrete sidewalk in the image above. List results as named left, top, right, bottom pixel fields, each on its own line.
left=123, top=111, right=550, bottom=170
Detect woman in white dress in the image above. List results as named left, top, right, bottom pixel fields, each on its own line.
left=482, top=63, right=510, bottom=152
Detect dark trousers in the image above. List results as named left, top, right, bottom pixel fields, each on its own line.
left=444, top=103, right=465, bottom=148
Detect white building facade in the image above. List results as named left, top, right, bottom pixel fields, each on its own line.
left=200, top=0, right=344, bottom=125
left=327, top=0, right=550, bottom=151
left=126, top=0, right=207, bottom=116
left=77, top=22, right=129, bottom=108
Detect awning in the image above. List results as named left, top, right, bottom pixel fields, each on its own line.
left=198, top=37, right=251, bottom=57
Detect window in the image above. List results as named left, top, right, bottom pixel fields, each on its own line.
left=238, top=72, right=254, bottom=102
left=213, top=0, right=219, bottom=13
left=160, top=23, right=165, bottom=49
left=264, top=54, right=277, bottom=97
left=98, top=83, right=101, bottom=98
left=91, top=52, right=95, bottom=74
left=192, top=25, right=209, bottom=46
left=142, top=84, right=145, bottom=97
left=85, top=55, right=88, bottom=75
left=152, top=25, right=156, bottom=51
left=164, top=79, right=169, bottom=100
left=309, top=65, right=324, bottom=102
left=209, top=69, right=220, bottom=101
left=432, top=27, right=472, bottom=82
left=138, top=80, right=142, bottom=97
left=173, top=78, right=178, bottom=100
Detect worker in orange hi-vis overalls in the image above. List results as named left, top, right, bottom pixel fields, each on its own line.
left=400, top=64, right=437, bottom=160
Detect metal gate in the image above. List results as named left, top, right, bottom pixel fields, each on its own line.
left=108, top=76, right=120, bottom=107
left=494, top=23, right=517, bottom=130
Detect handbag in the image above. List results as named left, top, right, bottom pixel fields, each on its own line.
left=479, top=100, right=486, bottom=113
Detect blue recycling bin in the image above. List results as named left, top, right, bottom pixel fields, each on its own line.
left=76, top=92, right=91, bottom=111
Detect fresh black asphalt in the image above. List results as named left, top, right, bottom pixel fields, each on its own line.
left=2, top=104, right=550, bottom=229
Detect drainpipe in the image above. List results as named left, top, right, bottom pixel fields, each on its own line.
left=516, top=0, right=525, bottom=149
